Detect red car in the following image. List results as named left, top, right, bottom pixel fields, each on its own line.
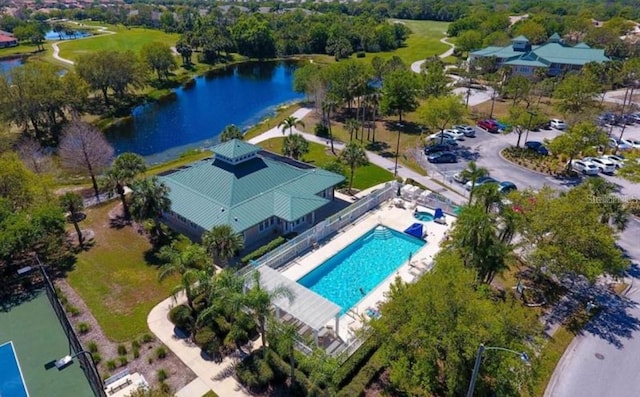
left=477, top=119, right=499, bottom=133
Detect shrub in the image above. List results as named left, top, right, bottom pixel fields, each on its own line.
left=155, top=346, right=167, bottom=359
left=337, top=350, right=385, bottom=397
left=66, top=305, right=81, bottom=316
left=356, top=51, right=366, bottom=58
left=91, top=353, right=101, bottom=365
left=160, top=382, right=171, bottom=393
left=168, top=305, right=194, bottom=333
left=117, top=344, right=127, bottom=356
left=241, top=236, right=286, bottom=264
left=314, top=123, right=329, bottom=137
left=118, top=356, right=128, bottom=367
left=235, top=352, right=275, bottom=391
left=133, top=348, right=140, bottom=359
left=131, top=340, right=141, bottom=350
left=157, top=368, right=169, bottom=382
left=77, top=322, right=90, bottom=334
left=333, top=339, right=378, bottom=388
left=147, top=357, right=154, bottom=364
left=106, top=360, right=117, bottom=371
left=140, top=333, right=154, bottom=344
left=87, top=341, right=98, bottom=353
left=194, top=327, right=220, bottom=357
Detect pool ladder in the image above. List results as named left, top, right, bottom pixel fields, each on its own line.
left=373, top=226, right=393, bottom=240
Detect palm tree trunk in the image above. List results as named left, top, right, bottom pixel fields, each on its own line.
left=72, top=218, right=83, bottom=246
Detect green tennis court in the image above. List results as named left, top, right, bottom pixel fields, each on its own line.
left=0, top=290, right=94, bottom=397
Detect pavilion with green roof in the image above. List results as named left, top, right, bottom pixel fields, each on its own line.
left=159, top=139, right=345, bottom=246
left=469, top=33, right=610, bottom=77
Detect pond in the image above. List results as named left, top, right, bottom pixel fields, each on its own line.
left=106, top=61, right=304, bottom=163
left=0, top=57, right=24, bottom=75
left=45, top=30, right=91, bottom=40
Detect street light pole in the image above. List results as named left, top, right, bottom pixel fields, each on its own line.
left=466, top=343, right=530, bottom=397
left=524, top=110, right=536, bottom=145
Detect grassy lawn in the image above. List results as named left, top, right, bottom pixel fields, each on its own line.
left=527, top=327, right=575, bottom=397
left=258, top=137, right=394, bottom=190
left=385, top=19, right=450, bottom=64
left=57, top=24, right=179, bottom=63
left=0, top=44, right=40, bottom=58
left=68, top=202, right=177, bottom=342
left=242, top=103, right=303, bottom=141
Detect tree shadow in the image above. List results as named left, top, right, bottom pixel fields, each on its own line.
left=383, top=120, right=424, bottom=135
left=366, top=141, right=390, bottom=152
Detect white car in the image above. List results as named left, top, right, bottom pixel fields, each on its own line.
left=620, top=138, right=640, bottom=149
left=601, top=154, right=626, bottom=169
left=587, top=157, right=616, bottom=174
left=453, top=171, right=468, bottom=183
left=550, top=119, right=567, bottom=130
left=608, top=138, right=633, bottom=151
left=452, top=125, right=476, bottom=137
left=569, top=159, right=599, bottom=175
left=429, top=130, right=463, bottom=142
left=442, top=129, right=465, bottom=140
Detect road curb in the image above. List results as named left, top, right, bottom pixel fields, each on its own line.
left=497, top=148, right=554, bottom=177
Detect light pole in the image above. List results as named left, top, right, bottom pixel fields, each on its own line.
left=466, top=343, right=530, bottom=397
left=524, top=110, right=536, bottom=145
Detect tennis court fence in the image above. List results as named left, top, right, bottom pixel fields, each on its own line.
left=38, top=258, right=106, bottom=397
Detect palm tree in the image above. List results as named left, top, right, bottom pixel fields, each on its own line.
left=130, top=177, right=171, bottom=245
left=473, top=183, right=502, bottom=214
left=103, top=153, right=147, bottom=220
left=584, top=178, right=629, bottom=231
left=322, top=97, right=338, bottom=154
left=158, top=243, right=212, bottom=308
left=365, top=89, right=381, bottom=143
left=59, top=192, right=85, bottom=246
left=278, top=116, right=305, bottom=136
left=220, top=124, right=243, bottom=142
left=340, top=142, right=369, bottom=195
left=269, top=320, right=299, bottom=387
left=244, top=271, right=294, bottom=358
left=345, top=118, right=361, bottom=142
left=202, top=224, right=244, bottom=266
left=282, top=133, right=309, bottom=160
left=461, top=161, right=488, bottom=205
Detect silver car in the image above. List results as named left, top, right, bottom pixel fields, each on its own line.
left=452, top=125, right=476, bottom=137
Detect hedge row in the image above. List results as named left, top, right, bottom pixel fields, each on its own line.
left=240, top=232, right=298, bottom=265
left=332, top=338, right=378, bottom=388
left=336, top=349, right=385, bottom=397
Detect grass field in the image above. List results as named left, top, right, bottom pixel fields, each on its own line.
left=68, top=202, right=178, bottom=342
left=258, top=137, right=394, bottom=190
left=57, top=24, right=179, bottom=62
left=386, top=19, right=450, bottom=64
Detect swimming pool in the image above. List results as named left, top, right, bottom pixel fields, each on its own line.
left=414, top=211, right=434, bottom=222
left=298, top=225, right=425, bottom=314
left=0, top=341, right=29, bottom=397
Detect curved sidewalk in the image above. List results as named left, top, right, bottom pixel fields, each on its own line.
left=51, top=24, right=115, bottom=65
left=147, top=295, right=255, bottom=397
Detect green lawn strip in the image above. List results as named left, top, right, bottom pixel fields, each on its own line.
left=383, top=19, right=450, bottom=64
left=68, top=202, right=178, bottom=342
left=146, top=150, right=213, bottom=174
left=0, top=44, right=40, bottom=57
left=528, top=327, right=575, bottom=397
left=57, top=26, right=179, bottom=63
left=258, top=137, right=394, bottom=190
left=242, top=103, right=303, bottom=141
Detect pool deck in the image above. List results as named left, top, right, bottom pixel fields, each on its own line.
left=281, top=200, right=454, bottom=342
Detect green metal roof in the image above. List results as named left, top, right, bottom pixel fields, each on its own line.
left=473, top=40, right=609, bottom=67
left=549, top=32, right=561, bottom=41
left=573, top=42, right=591, bottom=49
left=160, top=142, right=344, bottom=233
left=212, top=139, right=260, bottom=160
left=471, top=46, right=522, bottom=59
left=504, top=52, right=550, bottom=67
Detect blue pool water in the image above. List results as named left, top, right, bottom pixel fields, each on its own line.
left=106, top=61, right=303, bottom=163
left=0, top=342, right=29, bottom=397
left=298, top=226, right=425, bottom=314
left=414, top=211, right=434, bottom=222
left=0, top=57, right=23, bottom=75
left=45, top=30, right=91, bottom=40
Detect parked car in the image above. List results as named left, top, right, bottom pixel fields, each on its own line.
left=524, top=141, right=549, bottom=155
left=426, top=135, right=459, bottom=146
left=493, top=119, right=509, bottom=132
left=550, top=119, right=567, bottom=130
left=452, top=125, right=476, bottom=137
left=630, top=113, right=640, bottom=123
left=424, top=143, right=453, bottom=155
left=498, top=181, right=518, bottom=194
left=597, top=112, right=618, bottom=126
left=584, top=157, right=616, bottom=174
left=569, top=159, right=599, bottom=175
left=465, top=176, right=499, bottom=191
left=620, top=138, right=640, bottom=149
left=429, top=131, right=460, bottom=142
left=453, top=171, right=468, bottom=183
left=601, top=154, right=626, bottom=169
left=621, top=114, right=636, bottom=125
left=608, top=138, right=633, bottom=151
left=477, top=119, right=499, bottom=133
left=427, top=151, right=457, bottom=164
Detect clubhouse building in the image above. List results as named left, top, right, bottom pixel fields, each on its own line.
left=159, top=139, right=345, bottom=247
left=469, top=33, right=610, bottom=77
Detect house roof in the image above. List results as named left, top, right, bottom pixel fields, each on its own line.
left=512, top=35, right=529, bottom=42
left=574, top=42, right=591, bottom=49
left=0, top=34, right=17, bottom=42
left=472, top=38, right=609, bottom=67
left=212, top=139, right=260, bottom=160
left=160, top=141, right=345, bottom=233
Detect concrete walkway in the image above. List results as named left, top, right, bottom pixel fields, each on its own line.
left=51, top=23, right=115, bottom=65
left=410, top=36, right=455, bottom=73
left=148, top=294, right=256, bottom=397
left=248, top=108, right=465, bottom=204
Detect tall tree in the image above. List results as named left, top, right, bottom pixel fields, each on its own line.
left=340, top=142, right=368, bottom=194
left=16, top=138, right=52, bottom=174
left=103, top=153, right=147, bottom=220
left=220, top=124, right=243, bottom=142
left=344, top=118, right=361, bottom=142
left=282, top=133, right=309, bottom=160
left=130, top=176, right=171, bottom=245
left=59, top=121, right=115, bottom=201
left=419, top=95, right=467, bottom=143
left=140, top=42, right=178, bottom=81
left=421, top=57, right=450, bottom=98
left=244, top=271, right=294, bottom=357
left=380, top=69, right=419, bottom=123
left=461, top=161, right=488, bottom=205
left=59, top=191, right=85, bottom=246
left=503, top=75, right=532, bottom=106
left=158, top=242, right=212, bottom=308
left=548, top=122, right=608, bottom=171
left=278, top=116, right=305, bottom=136
left=202, top=224, right=244, bottom=266
left=506, top=105, right=547, bottom=148
left=553, top=73, right=601, bottom=121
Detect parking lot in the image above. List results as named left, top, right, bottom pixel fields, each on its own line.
left=417, top=121, right=640, bottom=199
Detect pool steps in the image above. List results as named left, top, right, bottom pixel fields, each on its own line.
left=372, top=226, right=393, bottom=240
